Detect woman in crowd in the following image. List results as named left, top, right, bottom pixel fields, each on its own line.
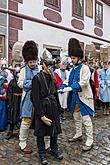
left=98, top=61, right=110, bottom=115
left=0, top=70, right=8, bottom=131
left=54, top=56, right=69, bottom=120
left=6, top=68, right=22, bottom=139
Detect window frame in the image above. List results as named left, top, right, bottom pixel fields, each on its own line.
left=0, top=35, right=5, bottom=58
left=72, top=0, right=84, bottom=20
left=95, top=0, right=103, bottom=28
left=44, top=0, right=61, bottom=12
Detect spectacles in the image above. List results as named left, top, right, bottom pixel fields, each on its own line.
left=62, top=63, right=67, bottom=65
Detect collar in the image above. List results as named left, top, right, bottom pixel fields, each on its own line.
left=74, top=62, right=82, bottom=69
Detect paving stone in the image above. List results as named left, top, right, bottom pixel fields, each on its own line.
left=104, top=157, right=110, bottom=161
left=78, top=159, right=87, bottom=164
left=1, top=110, right=110, bottom=164
left=101, top=160, right=108, bottom=165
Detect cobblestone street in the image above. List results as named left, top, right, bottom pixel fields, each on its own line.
left=1, top=109, right=110, bottom=165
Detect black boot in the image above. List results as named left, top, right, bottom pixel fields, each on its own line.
left=49, top=149, right=63, bottom=160
left=60, top=113, right=66, bottom=120
left=61, top=108, right=66, bottom=120
left=5, top=130, right=13, bottom=140
left=41, top=158, right=48, bottom=165
left=5, top=124, right=13, bottom=140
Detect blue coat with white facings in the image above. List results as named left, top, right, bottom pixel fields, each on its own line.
left=66, top=63, right=95, bottom=117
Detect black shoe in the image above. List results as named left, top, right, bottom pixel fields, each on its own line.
left=41, top=158, right=48, bottom=165
left=60, top=113, right=66, bottom=120
left=5, top=131, right=13, bottom=140
left=46, top=147, right=51, bottom=152
left=49, top=150, right=63, bottom=160
left=61, top=116, right=66, bottom=120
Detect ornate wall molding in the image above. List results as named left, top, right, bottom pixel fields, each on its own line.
left=94, top=27, right=103, bottom=37
left=43, top=9, right=62, bottom=23
left=71, top=19, right=84, bottom=30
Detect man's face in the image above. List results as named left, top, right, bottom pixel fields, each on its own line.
left=104, top=63, right=108, bottom=69
left=71, top=56, right=79, bottom=65
left=89, top=62, right=93, bottom=68
left=27, top=60, right=36, bottom=69
left=60, top=62, right=67, bottom=70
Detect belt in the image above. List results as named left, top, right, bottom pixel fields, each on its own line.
left=42, top=95, right=55, bottom=101
left=13, top=93, right=22, bottom=96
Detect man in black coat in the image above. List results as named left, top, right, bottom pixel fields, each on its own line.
left=31, top=51, right=63, bottom=165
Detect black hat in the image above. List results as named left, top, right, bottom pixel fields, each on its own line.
left=68, top=38, right=83, bottom=59
left=68, top=47, right=83, bottom=59
left=22, top=40, right=38, bottom=62
left=68, top=38, right=81, bottom=48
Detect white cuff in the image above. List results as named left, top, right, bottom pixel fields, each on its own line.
left=63, top=87, right=72, bottom=92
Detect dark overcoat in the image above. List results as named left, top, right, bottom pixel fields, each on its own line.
left=7, top=78, right=22, bottom=125
left=31, top=71, right=62, bottom=137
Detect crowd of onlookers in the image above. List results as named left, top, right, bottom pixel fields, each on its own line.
left=0, top=56, right=110, bottom=132
left=85, top=59, right=110, bottom=115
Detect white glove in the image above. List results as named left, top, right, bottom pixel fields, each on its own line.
left=58, top=89, right=64, bottom=94
left=62, top=87, right=72, bottom=92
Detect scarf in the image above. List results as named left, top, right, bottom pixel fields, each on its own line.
left=42, top=63, right=56, bottom=94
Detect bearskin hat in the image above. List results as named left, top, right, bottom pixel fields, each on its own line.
left=68, top=38, right=81, bottom=48
left=68, top=47, right=83, bottom=59
left=22, top=40, right=38, bottom=62
left=68, top=38, right=83, bottom=59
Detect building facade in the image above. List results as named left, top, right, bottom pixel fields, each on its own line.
left=0, top=0, right=7, bottom=60
left=0, top=0, right=110, bottom=63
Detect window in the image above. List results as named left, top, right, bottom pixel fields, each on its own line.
left=47, top=0, right=59, bottom=7
left=80, top=42, right=84, bottom=51
left=44, top=0, right=61, bottom=12
left=95, top=1, right=103, bottom=27
left=72, top=0, right=84, bottom=20
left=0, top=36, right=5, bottom=58
left=43, top=44, right=61, bottom=58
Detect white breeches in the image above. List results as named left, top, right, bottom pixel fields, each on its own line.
left=19, top=120, right=31, bottom=149
left=73, top=112, right=93, bottom=146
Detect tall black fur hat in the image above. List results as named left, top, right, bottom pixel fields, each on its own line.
left=68, top=38, right=83, bottom=59
left=22, top=40, right=38, bottom=62
left=68, top=38, right=81, bottom=48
